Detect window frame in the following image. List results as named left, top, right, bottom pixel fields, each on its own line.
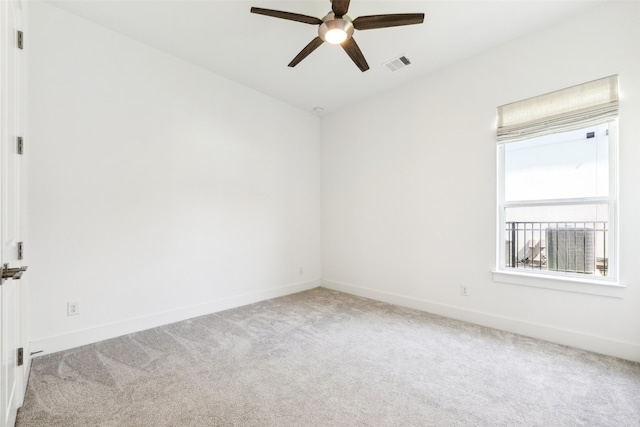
left=496, top=120, right=619, bottom=287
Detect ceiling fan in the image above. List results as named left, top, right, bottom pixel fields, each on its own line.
left=250, top=0, right=425, bottom=72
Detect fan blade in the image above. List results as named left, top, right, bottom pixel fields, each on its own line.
left=353, top=13, right=425, bottom=30
left=341, top=37, right=369, bottom=72
left=331, top=0, right=350, bottom=17
left=288, top=37, right=325, bottom=68
left=250, top=7, right=323, bottom=25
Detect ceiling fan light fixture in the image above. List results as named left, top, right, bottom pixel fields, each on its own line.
left=318, top=16, right=354, bottom=44
left=324, top=28, right=348, bottom=44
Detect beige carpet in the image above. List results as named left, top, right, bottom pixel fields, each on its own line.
left=16, top=287, right=640, bottom=426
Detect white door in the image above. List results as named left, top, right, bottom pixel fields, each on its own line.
left=1, top=0, right=26, bottom=426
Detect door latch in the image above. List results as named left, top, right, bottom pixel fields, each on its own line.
left=1, top=264, right=28, bottom=281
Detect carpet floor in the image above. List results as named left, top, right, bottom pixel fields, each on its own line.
left=16, top=287, right=640, bottom=426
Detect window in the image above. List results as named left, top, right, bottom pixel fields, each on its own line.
left=496, top=76, right=618, bottom=283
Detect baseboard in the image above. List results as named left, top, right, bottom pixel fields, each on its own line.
left=322, top=279, right=640, bottom=362
left=30, top=280, right=319, bottom=357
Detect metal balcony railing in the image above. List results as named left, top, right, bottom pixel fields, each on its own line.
left=505, top=221, right=608, bottom=276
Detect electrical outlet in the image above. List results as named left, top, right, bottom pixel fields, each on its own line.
left=460, top=286, right=469, bottom=297
left=67, top=302, right=80, bottom=316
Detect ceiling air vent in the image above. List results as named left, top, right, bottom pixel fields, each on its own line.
left=383, top=55, right=411, bottom=72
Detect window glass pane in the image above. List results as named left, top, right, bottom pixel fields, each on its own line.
left=505, top=204, right=609, bottom=223
left=504, top=205, right=609, bottom=276
left=504, top=124, right=609, bottom=202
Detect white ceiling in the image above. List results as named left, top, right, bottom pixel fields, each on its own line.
left=45, top=0, right=601, bottom=114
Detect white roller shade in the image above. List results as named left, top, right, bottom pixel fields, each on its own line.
left=497, top=75, right=619, bottom=143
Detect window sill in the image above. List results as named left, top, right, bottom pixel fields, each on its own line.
left=492, top=270, right=624, bottom=298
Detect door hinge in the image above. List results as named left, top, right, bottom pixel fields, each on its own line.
left=17, top=136, right=23, bottom=155
left=17, top=30, right=24, bottom=50
left=18, top=242, right=24, bottom=260
left=18, top=348, right=24, bottom=366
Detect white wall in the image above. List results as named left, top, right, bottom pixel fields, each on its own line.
left=29, top=1, right=640, bottom=362
left=321, top=2, right=640, bottom=361
left=28, top=2, right=321, bottom=354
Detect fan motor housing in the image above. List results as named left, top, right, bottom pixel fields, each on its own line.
left=318, top=12, right=354, bottom=44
